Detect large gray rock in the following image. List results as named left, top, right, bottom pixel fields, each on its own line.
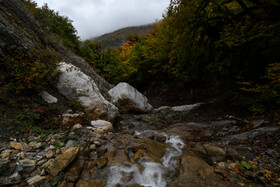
left=57, top=62, right=119, bottom=121
left=108, top=82, right=153, bottom=113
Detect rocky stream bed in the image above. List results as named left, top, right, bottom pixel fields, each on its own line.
left=0, top=104, right=280, bottom=187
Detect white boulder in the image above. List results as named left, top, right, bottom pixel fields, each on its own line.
left=108, top=82, right=153, bottom=113
left=57, top=62, right=119, bottom=121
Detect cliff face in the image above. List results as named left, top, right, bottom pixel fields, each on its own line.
left=0, top=0, right=112, bottom=94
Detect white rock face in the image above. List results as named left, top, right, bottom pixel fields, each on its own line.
left=57, top=62, right=119, bottom=121
left=40, top=91, right=57, bottom=104
left=90, top=120, right=113, bottom=134
left=108, top=82, right=153, bottom=113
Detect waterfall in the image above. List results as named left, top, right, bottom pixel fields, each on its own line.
left=106, top=131, right=185, bottom=187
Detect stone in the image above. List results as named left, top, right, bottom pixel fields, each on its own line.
left=96, top=156, right=107, bottom=168
left=179, top=155, right=214, bottom=185
left=0, top=159, right=15, bottom=176
left=59, top=112, right=84, bottom=128
left=106, top=150, right=130, bottom=166
left=76, top=179, right=106, bottom=187
left=253, top=119, right=268, bottom=128
left=265, top=149, right=280, bottom=158
left=28, top=142, right=42, bottom=149
left=65, top=159, right=85, bottom=182
left=90, top=144, right=96, bottom=150
left=45, top=150, right=54, bottom=159
left=210, top=121, right=234, bottom=128
left=72, top=124, right=82, bottom=130
left=90, top=120, right=113, bottom=134
left=46, top=147, right=79, bottom=176
left=40, top=91, right=57, bottom=103
left=10, top=142, right=27, bottom=151
left=0, top=172, right=21, bottom=185
left=204, top=144, right=226, bottom=156
left=108, top=82, right=153, bottom=113
left=57, top=62, right=119, bottom=121
left=66, top=140, right=78, bottom=147
left=27, top=175, right=46, bottom=186
left=199, top=130, right=212, bottom=137
left=171, top=103, right=202, bottom=112
left=1, top=149, right=12, bottom=159
left=18, top=159, right=36, bottom=173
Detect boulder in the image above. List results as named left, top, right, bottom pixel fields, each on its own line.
left=90, top=120, right=113, bottom=134
left=46, top=147, right=79, bottom=176
left=108, top=82, right=153, bottom=113
left=0, top=159, right=15, bottom=176
left=57, top=62, right=119, bottom=121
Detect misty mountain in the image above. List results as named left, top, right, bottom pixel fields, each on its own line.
left=91, top=23, right=155, bottom=47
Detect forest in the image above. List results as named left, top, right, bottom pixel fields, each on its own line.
left=16, top=0, right=280, bottom=113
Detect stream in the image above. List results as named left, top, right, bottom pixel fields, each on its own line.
left=106, top=131, right=185, bottom=187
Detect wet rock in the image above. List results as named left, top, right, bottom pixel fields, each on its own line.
left=90, top=120, right=113, bottom=134
left=10, top=142, right=27, bottom=151
left=0, top=159, right=15, bottom=176
left=65, top=158, right=85, bottom=182
left=76, top=179, right=106, bottom=187
left=46, top=147, right=79, bottom=176
left=229, top=126, right=240, bottom=133
left=57, top=62, right=119, bottom=121
left=59, top=111, right=84, bottom=129
left=27, top=175, right=46, bottom=186
left=96, top=156, right=107, bottom=168
left=40, top=91, right=57, bottom=104
left=18, top=159, right=36, bottom=173
left=108, top=82, right=153, bottom=113
left=106, top=150, right=130, bottom=166
left=0, top=172, right=21, bottom=185
left=179, top=155, right=214, bottom=185
left=204, top=144, right=226, bottom=156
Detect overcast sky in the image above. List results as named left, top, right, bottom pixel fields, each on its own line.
left=33, top=0, right=170, bottom=40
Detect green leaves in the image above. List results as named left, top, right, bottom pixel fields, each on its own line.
left=241, top=161, right=252, bottom=170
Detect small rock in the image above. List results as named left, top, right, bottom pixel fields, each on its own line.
left=40, top=91, right=58, bottom=104
left=1, top=150, right=12, bottom=159
left=0, top=159, right=15, bottom=176
left=0, top=172, right=21, bottom=185
left=90, top=120, right=113, bottom=134
left=27, top=175, right=46, bottom=186
left=10, top=142, right=27, bottom=151
left=50, top=145, right=56, bottom=149
left=199, top=130, right=212, bottom=137
left=28, top=142, right=42, bottom=149
left=72, top=124, right=82, bottom=130
left=66, top=140, right=77, bottom=147
left=37, top=159, right=47, bottom=166
left=90, top=144, right=96, bottom=150
left=45, top=150, right=54, bottom=159
left=46, top=147, right=79, bottom=176
left=96, top=156, right=107, bottom=168
left=59, top=112, right=84, bottom=129
left=18, top=159, right=36, bottom=174
left=94, top=141, right=102, bottom=147
left=253, top=120, right=268, bottom=128
left=265, top=149, right=280, bottom=158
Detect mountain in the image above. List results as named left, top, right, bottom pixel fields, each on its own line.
left=91, top=24, right=155, bottom=47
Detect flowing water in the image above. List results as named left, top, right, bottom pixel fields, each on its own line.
left=106, top=131, right=185, bottom=187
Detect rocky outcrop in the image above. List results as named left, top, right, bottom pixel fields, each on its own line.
left=57, top=62, right=119, bottom=121
left=108, top=82, right=153, bottom=113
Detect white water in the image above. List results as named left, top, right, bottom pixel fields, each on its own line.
left=106, top=131, right=185, bottom=187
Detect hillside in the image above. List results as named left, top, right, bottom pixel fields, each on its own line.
left=91, top=23, right=155, bottom=47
